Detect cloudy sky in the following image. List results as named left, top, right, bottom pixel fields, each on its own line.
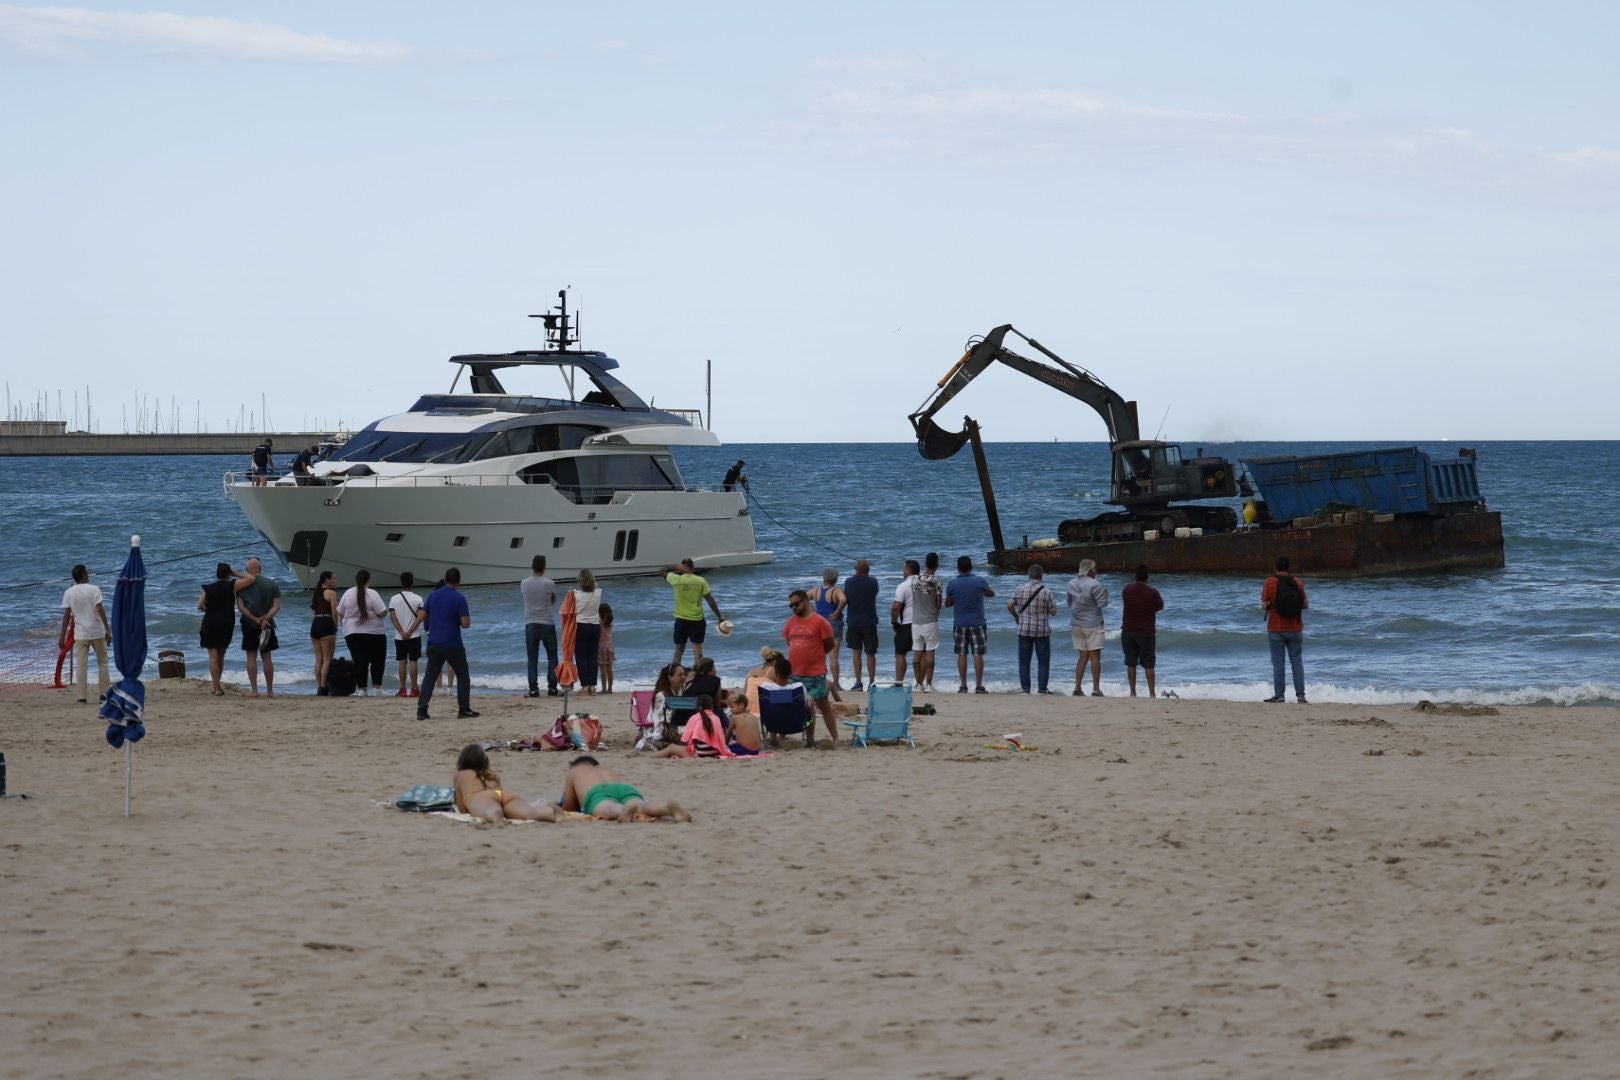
left=3, top=2, right=1616, bottom=442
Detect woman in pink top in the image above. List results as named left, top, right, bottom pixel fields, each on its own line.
left=654, top=694, right=733, bottom=758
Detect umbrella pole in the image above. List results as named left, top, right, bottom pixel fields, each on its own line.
left=124, top=742, right=132, bottom=818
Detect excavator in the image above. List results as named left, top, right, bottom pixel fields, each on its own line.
left=908, top=325, right=1245, bottom=550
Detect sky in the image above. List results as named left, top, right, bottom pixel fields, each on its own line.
left=2, top=1, right=1617, bottom=443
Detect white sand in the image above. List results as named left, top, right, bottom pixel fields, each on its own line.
left=2, top=681, right=1616, bottom=1078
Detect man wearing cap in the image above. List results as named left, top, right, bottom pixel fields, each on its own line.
left=663, top=558, right=726, bottom=669
left=722, top=460, right=748, bottom=492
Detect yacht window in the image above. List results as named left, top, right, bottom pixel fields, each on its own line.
left=510, top=537, right=524, bottom=549
left=613, top=531, right=627, bottom=561
left=329, top=431, right=484, bottom=464
left=384, top=533, right=404, bottom=543
left=472, top=430, right=522, bottom=461
left=453, top=536, right=468, bottom=547
left=552, top=537, right=564, bottom=548
left=522, top=453, right=685, bottom=504
left=535, top=424, right=606, bottom=452
left=626, top=529, right=639, bottom=560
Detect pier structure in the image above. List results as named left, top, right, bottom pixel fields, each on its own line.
left=0, top=427, right=340, bottom=456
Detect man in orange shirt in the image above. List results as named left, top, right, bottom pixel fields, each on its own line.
left=1261, top=555, right=1309, bottom=703
left=782, top=589, right=839, bottom=743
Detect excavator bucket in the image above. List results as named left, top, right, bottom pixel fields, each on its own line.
left=914, top=416, right=970, bottom=460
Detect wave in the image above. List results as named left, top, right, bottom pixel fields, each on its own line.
left=1154, top=679, right=1620, bottom=707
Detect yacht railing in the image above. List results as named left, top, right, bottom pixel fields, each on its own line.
left=223, top=471, right=728, bottom=501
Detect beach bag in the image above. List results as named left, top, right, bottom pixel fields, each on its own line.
left=542, top=714, right=604, bottom=751
left=542, top=716, right=572, bottom=750
left=327, top=657, right=357, bottom=697
left=1273, top=575, right=1304, bottom=619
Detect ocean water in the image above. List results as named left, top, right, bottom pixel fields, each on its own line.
left=2, top=441, right=1616, bottom=705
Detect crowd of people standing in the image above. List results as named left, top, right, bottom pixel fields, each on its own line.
left=54, top=547, right=1312, bottom=716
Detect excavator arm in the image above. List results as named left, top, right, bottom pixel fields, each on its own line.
left=907, top=325, right=1141, bottom=459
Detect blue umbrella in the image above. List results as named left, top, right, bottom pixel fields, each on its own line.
left=100, top=535, right=147, bottom=750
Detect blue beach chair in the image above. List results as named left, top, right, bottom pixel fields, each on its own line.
left=758, top=684, right=809, bottom=742
left=847, top=684, right=915, bottom=747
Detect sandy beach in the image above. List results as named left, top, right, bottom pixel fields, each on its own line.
left=2, top=680, right=1617, bottom=1079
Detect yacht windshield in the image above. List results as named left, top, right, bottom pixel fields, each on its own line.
left=329, top=431, right=484, bottom=464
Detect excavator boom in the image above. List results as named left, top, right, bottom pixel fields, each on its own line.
left=907, top=325, right=1140, bottom=459
left=908, top=323, right=1240, bottom=520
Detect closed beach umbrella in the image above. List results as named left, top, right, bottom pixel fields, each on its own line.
left=99, top=535, right=147, bottom=817
left=556, top=590, right=579, bottom=690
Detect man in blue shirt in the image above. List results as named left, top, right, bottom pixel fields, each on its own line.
left=417, top=567, right=478, bottom=720
left=944, top=555, right=995, bottom=694
left=842, top=559, right=880, bottom=691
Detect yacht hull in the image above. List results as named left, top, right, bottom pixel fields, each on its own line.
left=229, top=480, right=771, bottom=587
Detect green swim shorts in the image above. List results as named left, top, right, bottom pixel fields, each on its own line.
left=583, top=781, right=644, bottom=816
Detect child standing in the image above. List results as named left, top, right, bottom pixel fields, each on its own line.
left=597, top=603, right=616, bottom=693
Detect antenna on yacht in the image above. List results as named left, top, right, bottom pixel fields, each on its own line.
left=529, top=288, right=579, bottom=352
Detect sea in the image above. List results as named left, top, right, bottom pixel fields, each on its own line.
left=2, top=440, right=1616, bottom=706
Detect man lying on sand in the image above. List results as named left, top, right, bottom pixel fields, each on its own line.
left=453, top=744, right=558, bottom=824
left=561, top=756, right=692, bottom=822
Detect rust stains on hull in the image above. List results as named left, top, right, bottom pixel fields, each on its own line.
left=989, top=512, right=1504, bottom=578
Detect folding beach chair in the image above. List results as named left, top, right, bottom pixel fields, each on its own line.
left=758, top=684, right=809, bottom=742
left=630, top=690, right=657, bottom=750
left=847, top=684, right=915, bottom=747
left=662, top=695, right=699, bottom=744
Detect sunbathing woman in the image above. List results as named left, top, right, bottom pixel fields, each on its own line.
left=452, top=744, right=558, bottom=824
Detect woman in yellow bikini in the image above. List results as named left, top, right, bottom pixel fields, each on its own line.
left=452, top=744, right=558, bottom=824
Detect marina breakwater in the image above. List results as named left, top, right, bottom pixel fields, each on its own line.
left=0, top=431, right=336, bottom=456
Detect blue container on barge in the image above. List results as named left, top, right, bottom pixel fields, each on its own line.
left=1243, top=447, right=1485, bottom=523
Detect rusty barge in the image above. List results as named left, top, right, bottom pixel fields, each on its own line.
left=908, top=326, right=1505, bottom=577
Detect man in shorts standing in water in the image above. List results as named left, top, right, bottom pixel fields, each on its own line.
left=236, top=556, right=281, bottom=697
left=945, top=555, right=995, bottom=694
left=782, top=588, right=839, bottom=743
left=908, top=552, right=943, bottom=692
left=664, top=558, right=726, bottom=670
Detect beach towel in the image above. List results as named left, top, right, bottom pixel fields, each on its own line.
left=680, top=710, right=735, bottom=758
left=429, top=809, right=599, bottom=825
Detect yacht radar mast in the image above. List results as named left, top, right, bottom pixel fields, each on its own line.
left=529, top=289, right=581, bottom=352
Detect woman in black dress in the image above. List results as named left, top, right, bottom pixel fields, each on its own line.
left=197, top=562, right=255, bottom=695
left=309, top=570, right=339, bottom=695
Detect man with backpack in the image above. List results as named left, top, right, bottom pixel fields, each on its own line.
left=908, top=552, right=943, bottom=692
left=1261, top=555, right=1309, bottom=704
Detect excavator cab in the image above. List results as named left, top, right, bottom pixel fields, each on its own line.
left=1112, top=441, right=1239, bottom=508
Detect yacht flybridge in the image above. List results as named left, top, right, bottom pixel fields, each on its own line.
left=226, top=293, right=771, bottom=587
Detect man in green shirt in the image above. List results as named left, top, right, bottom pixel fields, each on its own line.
left=663, top=557, right=725, bottom=668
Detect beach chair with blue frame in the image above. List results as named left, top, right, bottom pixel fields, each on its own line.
left=847, top=684, right=915, bottom=747
left=758, top=684, right=810, bottom=744
left=661, top=695, right=699, bottom=743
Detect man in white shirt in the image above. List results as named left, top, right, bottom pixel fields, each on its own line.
left=58, top=564, right=111, bottom=704
left=389, top=571, right=425, bottom=698
left=890, top=559, right=919, bottom=686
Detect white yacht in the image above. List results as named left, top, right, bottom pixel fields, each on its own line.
left=226, top=295, right=771, bottom=587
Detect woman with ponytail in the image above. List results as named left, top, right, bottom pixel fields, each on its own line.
left=336, top=569, right=389, bottom=695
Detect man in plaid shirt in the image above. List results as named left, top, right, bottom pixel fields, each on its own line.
left=1006, top=565, right=1059, bottom=694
